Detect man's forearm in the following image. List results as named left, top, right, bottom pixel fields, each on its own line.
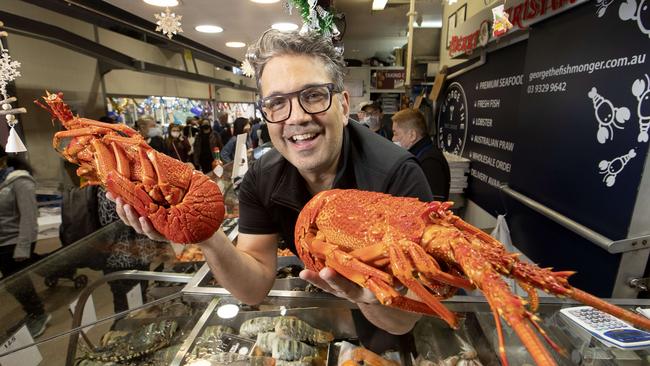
left=358, top=303, right=421, bottom=335
left=199, top=230, right=276, bottom=304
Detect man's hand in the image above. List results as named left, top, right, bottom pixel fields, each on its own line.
left=299, top=268, right=379, bottom=304
left=105, top=192, right=167, bottom=241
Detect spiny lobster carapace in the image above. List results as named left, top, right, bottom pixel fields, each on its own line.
left=36, top=91, right=224, bottom=244
left=294, top=189, right=650, bottom=365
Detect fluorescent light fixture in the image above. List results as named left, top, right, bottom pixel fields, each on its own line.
left=195, top=25, right=223, bottom=33
left=272, top=22, right=299, bottom=32
left=372, top=0, right=388, bottom=10
left=216, top=304, right=239, bottom=319
left=143, top=0, right=179, bottom=6
left=250, top=0, right=280, bottom=3
left=413, top=20, right=443, bottom=28
left=226, top=41, right=247, bottom=48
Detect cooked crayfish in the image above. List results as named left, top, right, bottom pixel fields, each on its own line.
left=294, top=189, right=650, bottom=366
left=36, top=91, right=224, bottom=243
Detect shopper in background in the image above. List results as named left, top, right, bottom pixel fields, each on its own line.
left=165, top=123, right=192, bottom=163
left=358, top=102, right=390, bottom=139
left=0, top=146, right=51, bottom=337
left=136, top=117, right=167, bottom=155
left=110, top=29, right=432, bottom=339
left=183, top=116, right=200, bottom=163
left=212, top=112, right=226, bottom=135
left=392, top=108, right=450, bottom=201
left=221, top=117, right=251, bottom=164
left=193, top=119, right=222, bottom=173
left=253, top=123, right=273, bottom=160
left=249, top=117, right=263, bottom=148
left=217, top=112, right=233, bottom=144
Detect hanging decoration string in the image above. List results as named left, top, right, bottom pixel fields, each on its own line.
left=0, top=21, right=27, bottom=153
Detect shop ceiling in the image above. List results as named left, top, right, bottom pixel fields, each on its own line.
left=101, top=0, right=443, bottom=61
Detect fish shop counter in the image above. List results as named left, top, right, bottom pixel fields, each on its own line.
left=4, top=249, right=650, bottom=365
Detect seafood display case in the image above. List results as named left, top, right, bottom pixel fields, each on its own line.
left=5, top=241, right=650, bottom=365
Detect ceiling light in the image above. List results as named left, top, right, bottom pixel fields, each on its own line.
left=143, top=0, right=179, bottom=6
left=250, top=0, right=281, bottom=3
left=372, top=0, right=388, bottom=10
left=226, top=41, right=246, bottom=48
left=195, top=25, right=223, bottom=33
left=271, top=22, right=299, bottom=32
left=413, top=20, right=442, bottom=28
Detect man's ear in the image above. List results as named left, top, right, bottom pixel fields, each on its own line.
left=339, top=90, right=350, bottom=124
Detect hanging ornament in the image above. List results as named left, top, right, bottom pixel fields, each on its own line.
left=154, top=7, right=183, bottom=39
left=283, top=0, right=293, bottom=15
left=288, top=0, right=338, bottom=38
left=240, top=59, right=255, bottom=78
left=0, top=21, right=27, bottom=153
left=491, top=4, right=513, bottom=38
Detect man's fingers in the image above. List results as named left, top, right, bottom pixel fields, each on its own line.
left=319, top=268, right=379, bottom=304
left=123, top=204, right=145, bottom=234
left=139, top=217, right=167, bottom=241
left=106, top=191, right=115, bottom=202
left=299, top=269, right=337, bottom=294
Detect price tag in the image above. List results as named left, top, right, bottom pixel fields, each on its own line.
left=0, top=325, right=43, bottom=366
left=126, top=283, right=143, bottom=310
left=69, top=295, right=97, bottom=329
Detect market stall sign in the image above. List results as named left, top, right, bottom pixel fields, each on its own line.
left=449, top=0, right=588, bottom=58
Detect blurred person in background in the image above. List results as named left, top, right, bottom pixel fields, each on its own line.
left=253, top=123, right=273, bottom=160
left=183, top=116, right=200, bottom=163
left=359, top=102, right=390, bottom=139
left=249, top=117, right=263, bottom=148
left=193, top=119, right=222, bottom=173
left=221, top=117, right=251, bottom=164
left=392, top=108, right=450, bottom=201
left=216, top=112, right=232, bottom=144
left=0, top=145, right=51, bottom=337
left=165, top=123, right=192, bottom=163
left=136, top=117, right=167, bottom=154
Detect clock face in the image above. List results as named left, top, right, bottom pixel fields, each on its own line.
left=438, top=82, right=468, bottom=156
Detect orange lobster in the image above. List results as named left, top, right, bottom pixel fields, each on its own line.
left=295, top=189, right=650, bottom=366
left=36, top=91, right=224, bottom=244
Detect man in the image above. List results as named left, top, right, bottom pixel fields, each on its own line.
left=358, top=102, right=390, bottom=139
left=392, top=108, right=450, bottom=201
left=136, top=118, right=167, bottom=155
left=110, top=30, right=432, bottom=335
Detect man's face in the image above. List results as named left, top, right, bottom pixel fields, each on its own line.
left=260, top=54, right=350, bottom=174
left=392, top=122, right=415, bottom=149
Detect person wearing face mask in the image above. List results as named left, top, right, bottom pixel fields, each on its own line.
left=392, top=108, right=450, bottom=201
left=359, top=102, right=390, bottom=140
left=165, top=123, right=192, bottom=163
left=136, top=118, right=167, bottom=155
left=193, top=121, right=223, bottom=173
left=221, top=117, right=252, bottom=164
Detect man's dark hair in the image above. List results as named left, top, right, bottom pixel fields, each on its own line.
left=233, top=117, right=250, bottom=136
left=361, top=103, right=382, bottom=114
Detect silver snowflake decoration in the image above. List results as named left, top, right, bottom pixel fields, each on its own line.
left=154, top=7, right=183, bottom=39
left=241, top=59, right=255, bottom=78
left=0, top=49, right=21, bottom=97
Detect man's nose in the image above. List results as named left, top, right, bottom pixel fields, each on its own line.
left=284, top=96, right=310, bottom=125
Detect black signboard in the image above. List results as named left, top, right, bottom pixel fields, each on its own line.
left=439, top=42, right=527, bottom=214
left=510, top=2, right=650, bottom=240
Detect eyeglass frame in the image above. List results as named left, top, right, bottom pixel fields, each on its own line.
left=257, top=83, right=342, bottom=124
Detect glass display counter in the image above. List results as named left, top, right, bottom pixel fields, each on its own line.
left=5, top=248, right=650, bottom=366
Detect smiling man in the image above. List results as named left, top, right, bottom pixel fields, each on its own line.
left=111, top=30, right=433, bottom=336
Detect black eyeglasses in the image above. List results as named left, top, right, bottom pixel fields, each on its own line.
left=258, top=83, right=341, bottom=123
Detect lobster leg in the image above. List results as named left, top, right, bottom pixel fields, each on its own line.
left=388, top=244, right=458, bottom=328
left=450, top=239, right=558, bottom=366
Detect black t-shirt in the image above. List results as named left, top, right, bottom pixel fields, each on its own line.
left=238, top=120, right=433, bottom=252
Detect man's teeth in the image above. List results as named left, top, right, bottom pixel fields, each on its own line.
left=291, top=133, right=315, bottom=142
